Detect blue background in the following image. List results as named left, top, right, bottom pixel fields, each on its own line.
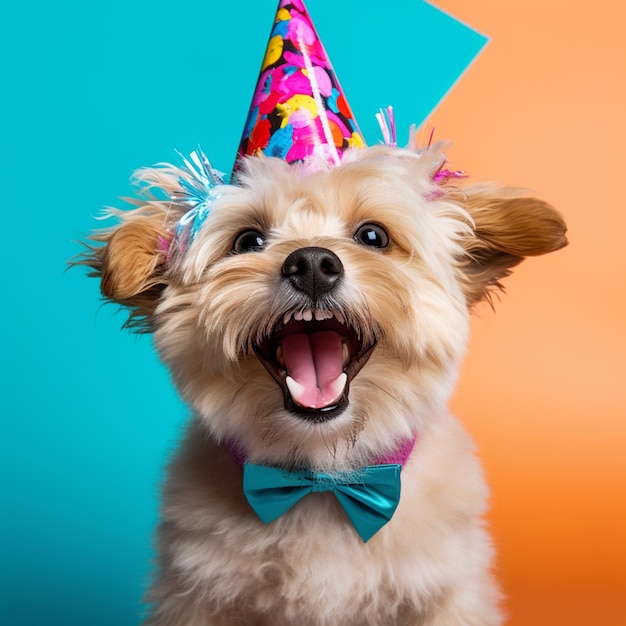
left=0, top=1, right=486, bottom=624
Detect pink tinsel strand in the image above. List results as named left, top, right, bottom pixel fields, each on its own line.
left=433, top=168, right=466, bottom=183
left=157, top=235, right=171, bottom=256
left=376, top=106, right=397, bottom=147
left=427, top=127, right=435, bottom=148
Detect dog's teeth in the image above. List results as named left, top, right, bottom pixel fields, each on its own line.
left=283, top=311, right=292, bottom=325
left=276, top=345, right=285, bottom=367
left=334, top=311, right=345, bottom=325
left=286, top=376, right=305, bottom=402
left=286, top=374, right=347, bottom=409
left=314, top=309, right=325, bottom=321
left=294, top=310, right=303, bottom=321
left=342, top=340, right=350, bottom=367
left=302, top=309, right=313, bottom=322
left=329, top=373, right=348, bottom=401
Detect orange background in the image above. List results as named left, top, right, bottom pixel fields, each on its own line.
left=429, top=1, right=626, bottom=624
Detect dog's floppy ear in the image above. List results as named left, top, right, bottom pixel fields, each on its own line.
left=455, top=185, right=568, bottom=306
left=78, top=206, right=171, bottom=329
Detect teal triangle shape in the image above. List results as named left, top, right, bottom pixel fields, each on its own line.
left=309, top=0, right=488, bottom=143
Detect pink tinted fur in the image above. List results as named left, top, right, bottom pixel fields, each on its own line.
left=225, top=436, right=417, bottom=469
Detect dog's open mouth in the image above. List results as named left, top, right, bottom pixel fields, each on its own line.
left=253, top=309, right=376, bottom=421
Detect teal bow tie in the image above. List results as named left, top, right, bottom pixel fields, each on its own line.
left=243, top=462, right=402, bottom=542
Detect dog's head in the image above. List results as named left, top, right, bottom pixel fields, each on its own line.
left=82, top=145, right=566, bottom=470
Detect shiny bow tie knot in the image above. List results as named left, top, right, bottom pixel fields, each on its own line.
left=243, top=462, right=402, bottom=542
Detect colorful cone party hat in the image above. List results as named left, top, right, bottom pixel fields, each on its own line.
left=235, top=0, right=366, bottom=172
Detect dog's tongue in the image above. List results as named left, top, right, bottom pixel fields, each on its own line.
left=282, top=331, right=347, bottom=409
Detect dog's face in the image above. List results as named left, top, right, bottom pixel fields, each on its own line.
left=152, top=148, right=472, bottom=469
left=88, top=146, right=567, bottom=470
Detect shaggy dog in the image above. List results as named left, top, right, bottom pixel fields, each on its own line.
left=81, top=144, right=566, bottom=625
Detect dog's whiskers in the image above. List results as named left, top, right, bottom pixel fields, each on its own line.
left=319, top=430, right=339, bottom=462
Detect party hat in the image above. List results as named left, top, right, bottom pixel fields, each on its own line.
left=235, top=0, right=366, bottom=172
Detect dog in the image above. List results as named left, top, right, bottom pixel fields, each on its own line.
left=81, top=143, right=566, bottom=625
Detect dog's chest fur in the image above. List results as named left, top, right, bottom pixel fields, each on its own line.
left=146, top=414, right=499, bottom=626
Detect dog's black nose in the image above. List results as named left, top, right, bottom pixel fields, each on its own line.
left=282, top=247, right=343, bottom=298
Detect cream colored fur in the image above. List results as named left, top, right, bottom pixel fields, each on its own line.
left=81, top=145, right=567, bottom=625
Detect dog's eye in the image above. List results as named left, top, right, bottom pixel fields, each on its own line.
left=353, top=223, right=389, bottom=249
left=232, top=229, right=266, bottom=253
